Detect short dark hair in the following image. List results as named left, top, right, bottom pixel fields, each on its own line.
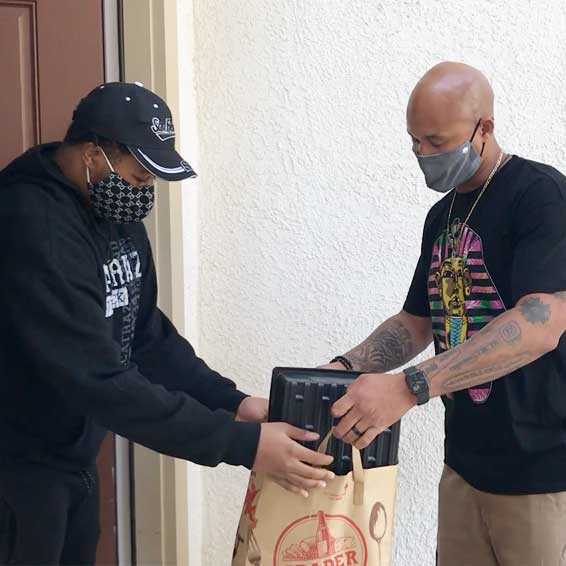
left=63, top=121, right=129, bottom=162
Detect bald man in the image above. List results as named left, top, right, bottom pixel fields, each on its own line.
left=324, top=62, right=566, bottom=565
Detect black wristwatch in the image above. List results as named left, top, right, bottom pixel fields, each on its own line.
left=403, top=366, right=430, bottom=406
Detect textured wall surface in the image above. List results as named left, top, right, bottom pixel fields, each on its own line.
left=187, top=1, right=566, bottom=564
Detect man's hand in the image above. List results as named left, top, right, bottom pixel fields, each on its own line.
left=253, top=423, right=335, bottom=498
left=331, top=372, right=416, bottom=450
left=236, top=397, right=269, bottom=423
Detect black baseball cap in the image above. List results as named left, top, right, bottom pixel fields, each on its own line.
left=71, top=82, right=196, bottom=182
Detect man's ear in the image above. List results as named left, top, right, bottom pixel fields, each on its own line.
left=480, top=117, right=495, bottom=140
left=82, top=143, right=101, bottom=168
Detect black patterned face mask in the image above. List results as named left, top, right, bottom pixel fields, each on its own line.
left=86, top=148, right=155, bottom=224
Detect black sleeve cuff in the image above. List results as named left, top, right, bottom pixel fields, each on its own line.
left=216, top=388, right=250, bottom=414
left=223, top=421, right=261, bottom=469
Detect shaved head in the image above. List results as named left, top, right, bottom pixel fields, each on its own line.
left=408, top=62, right=494, bottom=125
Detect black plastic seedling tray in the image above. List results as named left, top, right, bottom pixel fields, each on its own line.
left=269, top=367, right=401, bottom=475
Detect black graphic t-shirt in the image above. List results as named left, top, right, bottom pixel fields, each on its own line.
left=404, top=156, right=566, bottom=494
left=0, top=144, right=260, bottom=471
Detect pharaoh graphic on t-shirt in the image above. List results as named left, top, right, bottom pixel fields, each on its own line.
left=428, top=219, right=506, bottom=404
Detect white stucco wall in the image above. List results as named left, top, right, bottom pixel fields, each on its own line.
left=184, top=1, right=566, bottom=564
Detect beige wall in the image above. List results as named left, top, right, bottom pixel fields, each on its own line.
left=189, top=1, right=566, bottom=565
left=122, top=1, right=566, bottom=564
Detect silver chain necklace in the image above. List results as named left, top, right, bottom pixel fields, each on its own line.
left=445, top=150, right=505, bottom=258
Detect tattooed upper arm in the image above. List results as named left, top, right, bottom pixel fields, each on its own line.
left=517, top=293, right=566, bottom=350
left=518, top=296, right=551, bottom=324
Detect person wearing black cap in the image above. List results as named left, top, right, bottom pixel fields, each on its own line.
left=0, top=82, right=333, bottom=565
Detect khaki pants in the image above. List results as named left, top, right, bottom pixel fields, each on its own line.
left=437, top=465, right=566, bottom=566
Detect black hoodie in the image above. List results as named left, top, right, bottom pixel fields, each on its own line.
left=0, top=143, right=260, bottom=470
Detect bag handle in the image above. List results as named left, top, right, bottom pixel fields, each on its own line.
left=317, top=432, right=365, bottom=505
left=248, top=530, right=261, bottom=565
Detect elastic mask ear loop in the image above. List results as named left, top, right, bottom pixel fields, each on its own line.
left=99, top=147, right=116, bottom=173
left=470, top=119, right=486, bottom=157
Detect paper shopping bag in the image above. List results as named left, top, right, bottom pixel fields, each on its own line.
left=232, top=435, right=398, bottom=566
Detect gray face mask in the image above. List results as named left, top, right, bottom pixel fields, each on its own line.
left=416, top=120, right=483, bottom=193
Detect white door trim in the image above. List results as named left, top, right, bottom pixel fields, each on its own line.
left=103, top=2, right=133, bottom=565
left=121, top=1, right=195, bottom=564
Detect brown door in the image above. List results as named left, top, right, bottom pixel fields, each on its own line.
left=0, top=1, right=119, bottom=564
left=0, top=0, right=105, bottom=164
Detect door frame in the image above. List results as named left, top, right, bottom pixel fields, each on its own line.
left=102, top=1, right=133, bottom=565
left=119, top=1, right=199, bottom=565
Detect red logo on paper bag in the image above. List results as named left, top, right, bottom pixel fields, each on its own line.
left=273, top=511, right=367, bottom=566
left=244, top=478, right=260, bottom=528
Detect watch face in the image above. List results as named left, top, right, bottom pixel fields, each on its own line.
left=405, top=368, right=429, bottom=405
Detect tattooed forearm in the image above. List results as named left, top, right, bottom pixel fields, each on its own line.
left=419, top=347, right=460, bottom=375
left=500, top=320, right=522, bottom=344
left=442, top=353, right=533, bottom=392
left=411, top=293, right=566, bottom=399
left=448, top=321, right=523, bottom=370
left=420, top=321, right=522, bottom=378
left=418, top=316, right=540, bottom=397
left=345, top=318, right=416, bottom=373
